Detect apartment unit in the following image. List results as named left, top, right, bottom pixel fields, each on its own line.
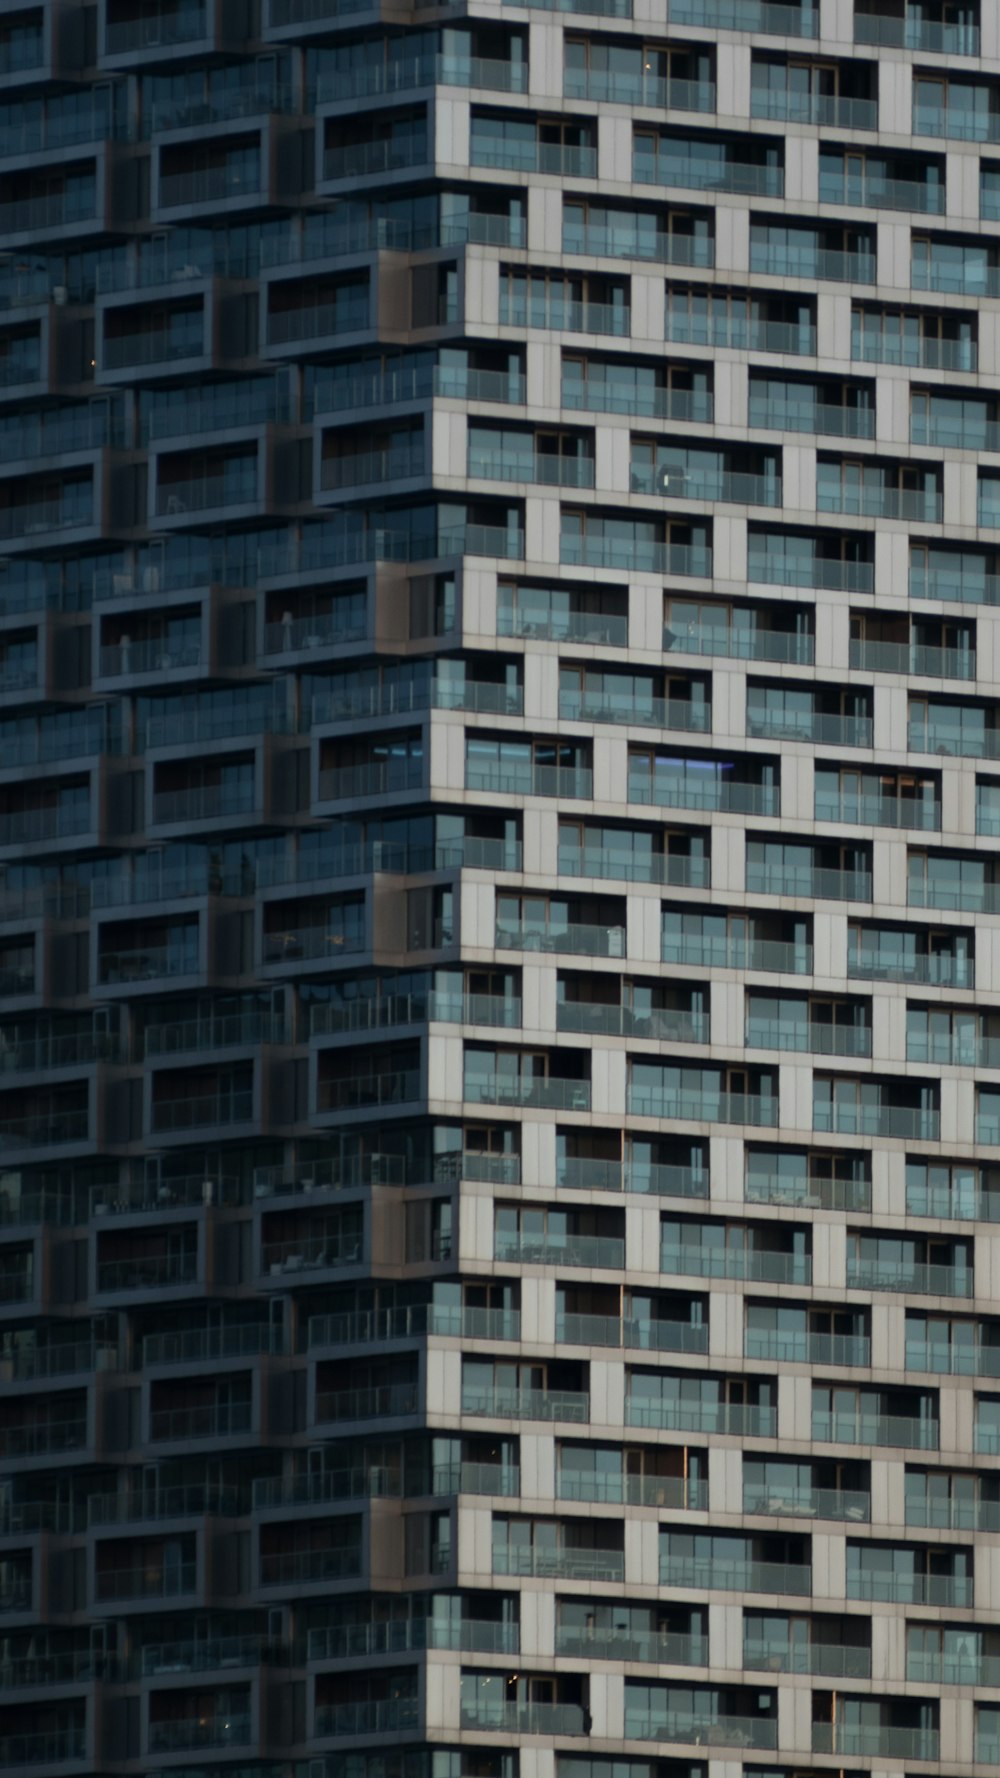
left=4, top=0, right=1000, bottom=1773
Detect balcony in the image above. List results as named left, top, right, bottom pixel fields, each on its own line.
left=567, top=70, right=715, bottom=110
left=561, top=687, right=711, bottom=731
left=315, top=1699, right=419, bottom=1736
left=559, top=846, right=708, bottom=887
left=95, top=1561, right=197, bottom=1601
left=497, top=921, right=623, bottom=958
left=464, top=1385, right=590, bottom=1423
left=315, top=1382, right=418, bottom=1422
left=745, top=1173, right=871, bottom=1212
left=557, top=1004, right=708, bottom=1043
left=150, top=1089, right=253, bottom=1132
left=745, top=1330, right=871, bottom=1366
left=629, top=773, right=778, bottom=816
left=665, top=309, right=817, bottom=355
left=667, top=624, right=813, bottom=665
left=317, top=53, right=529, bottom=101
left=626, top=1397, right=775, bottom=1436
left=152, top=783, right=255, bottom=825
left=746, top=709, right=872, bottom=746
left=812, top=1724, right=939, bottom=1761
left=812, top=1411, right=937, bottom=1450
left=258, top=1546, right=361, bottom=1584
left=848, top=1566, right=971, bottom=1606
left=310, top=991, right=520, bottom=1035
left=744, top=1637, right=870, bottom=1677
left=317, top=1070, right=421, bottom=1113
left=557, top=1313, right=707, bottom=1353
left=472, top=139, right=597, bottom=178
left=468, top=449, right=594, bottom=489
left=498, top=605, right=627, bottom=646
left=149, top=1716, right=252, bottom=1753
left=557, top=1157, right=708, bottom=1197
left=625, top=1708, right=777, bottom=1749
left=818, top=485, right=943, bottom=523
left=460, top=1701, right=586, bottom=1736
left=634, top=153, right=783, bottom=198
left=855, top=11, right=979, bottom=51
left=563, top=535, right=711, bottom=576
left=106, top=5, right=208, bottom=51
left=750, top=552, right=873, bottom=593
left=665, top=934, right=811, bottom=974
left=819, top=170, right=944, bottom=214
left=496, top=1230, right=623, bottom=1267
left=629, top=1086, right=777, bottom=1126
left=853, top=329, right=977, bottom=371
left=97, top=1253, right=197, bottom=1293
left=662, top=1242, right=810, bottom=1285
left=558, top=1472, right=708, bottom=1509
left=749, top=244, right=874, bottom=284
left=557, top=1624, right=705, bottom=1665
left=751, top=89, right=876, bottom=129
left=630, top=466, right=778, bottom=507
left=464, top=1073, right=590, bottom=1112
left=743, top=1483, right=871, bottom=1522
left=814, top=1101, right=939, bottom=1140
left=493, top=1544, right=620, bottom=1580
left=816, top=790, right=939, bottom=830
left=465, top=761, right=592, bottom=800
left=671, top=0, right=816, bottom=26
left=746, top=1018, right=871, bottom=1058
left=562, top=224, right=713, bottom=269
left=564, top=384, right=711, bottom=422
left=308, top=1617, right=518, bottom=1658
left=846, top=1256, right=971, bottom=1296
left=318, top=761, right=424, bottom=801
left=663, top=1554, right=811, bottom=1595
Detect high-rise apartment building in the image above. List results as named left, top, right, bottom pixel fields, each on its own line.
left=5, top=0, right=1000, bottom=1772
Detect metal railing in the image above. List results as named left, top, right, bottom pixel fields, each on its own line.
left=812, top=1410, right=938, bottom=1449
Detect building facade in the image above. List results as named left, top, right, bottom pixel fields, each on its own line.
left=4, top=0, right=1000, bottom=1772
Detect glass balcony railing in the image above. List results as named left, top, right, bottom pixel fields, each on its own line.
left=463, top=1074, right=592, bottom=1111
left=317, top=53, right=529, bottom=101
left=320, top=446, right=425, bottom=491
left=663, top=935, right=811, bottom=973
left=746, top=1018, right=871, bottom=1058
left=907, top=1340, right=1000, bottom=1376
left=150, top=1089, right=254, bottom=1131
left=468, top=449, right=595, bottom=488
left=556, top=1158, right=707, bottom=1197
left=625, top=1710, right=778, bottom=1749
left=743, top=1483, right=871, bottom=1521
left=815, top=790, right=940, bottom=830
left=750, top=553, right=874, bottom=592
left=323, top=137, right=428, bottom=180
left=496, top=1229, right=624, bottom=1267
left=751, top=88, right=877, bottom=129
left=558, top=846, right=709, bottom=887
left=106, top=6, right=208, bottom=51
left=308, top=1618, right=519, bottom=1659
left=629, top=774, right=778, bottom=815
left=847, top=1256, right=971, bottom=1296
left=851, top=639, right=976, bottom=679
left=629, top=466, right=778, bottom=505
left=310, top=991, right=520, bottom=1034
left=634, top=155, right=783, bottom=197
left=562, top=536, right=712, bottom=576
left=95, top=1560, right=197, bottom=1600
left=663, top=1555, right=811, bottom=1595
left=855, top=12, right=979, bottom=51
left=315, top=1382, right=419, bottom=1422
left=749, top=243, right=875, bottom=283
left=747, top=709, right=872, bottom=746
left=460, top=1702, right=586, bottom=1736
left=745, top=1173, right=871, bottom=1212
left=667, top=624, right=813, bottom=664
left=466, top=1385, right=590, bottom=1423
left=498, top=605, right=628, bottom=645
left=97, top=1253, right=197, bottom=1293
left=671, top=0, right=816, bottom=26
left=472, top=138, right=597, bottom=177
left=557, top=1471, right=708, bottom=1509
left=811, top=1724, right=939, bottom=1761
left=159, top=164, right=262, bottom=207
left=315, top=1700, right=419, bottom=1737
left=745, top=1329, right=871, bottom=1366
left=629, top=1086, right=777, bottom=1126
left=666, top=309, right=817, bottom=354
left=492, top=1543, right=620, bottom=1580
left=152, top=782, right=255, bottom=823
left=625, top=1397, right=776, bottom=1436
left=556, top=1003, right=708, bottom=1043
left=566, top=69, right=715, bottom=109
left=562, top=384, right=712, bottom=421
left=317, top=1070, right=421, bottom=1112
left=913, top=105, right=1000, bottom=142
left=497, top=922, right=624, bottom=958
left=853, top=330, right=977, bottom=371
left=909, top=722, right=1000, bottom=760
left=908, top=1651, right=1000, bottom=1686
left=814, top=1101, right=939, bottom=1140
left=812, top=1410, right=938, bottom=1449
left=317, top=760, right=424, bottom=800
left=309, top=1304, right=519, bottom=1345
left=503, top=295, right=630, bottom=337
left=905, top=1493, right=1000, bottom=1531
left=745, top=1638, right=870, bottom=1677
left=556, top=1312, right=708, bottom=1353
left=557, top=1625, right=706, bottom=1665
left=662, top=1243, right=810, bottom=1285
left=819, top=171, right=944, bottom=213
left=562, top=224, right=714, bottom=267
left=466, top=761, right=592, bottom=799
left=747, top=862, right=872, bottom=900
left=149, top=1401, right=253, bottom=1441
left=818, top=485, right=942, bottom=522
